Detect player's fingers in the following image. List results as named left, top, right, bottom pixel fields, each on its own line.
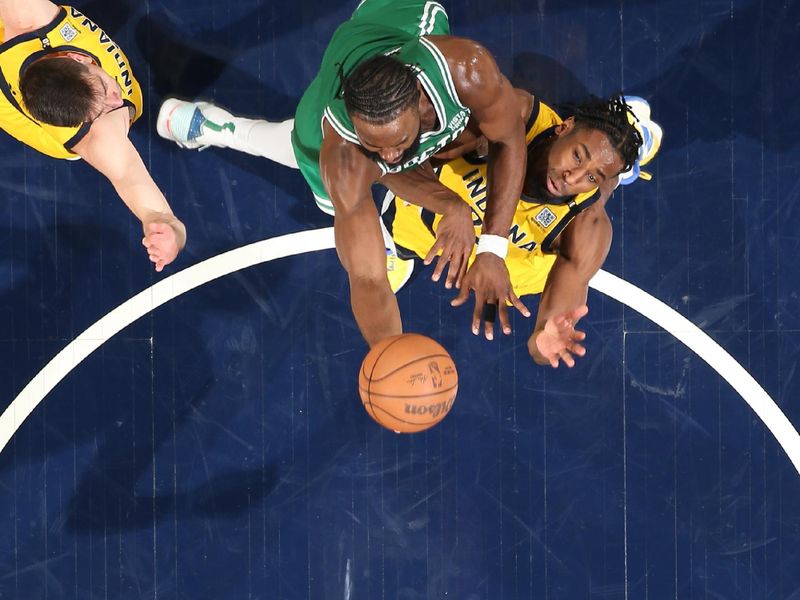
left=548, top=354, right=560, bottom=369
left=561, top=351, right=576, bottom=368
left=470, top=296, right=487, bottom=336
left=496, top=303, right=512, bottom=335
left=431, top=253, right=450, bottom=283
left=453, top=252, right=469, bottom=289
left=482, top=303, right=497, bottom=341
left=572, top=330, right=587, bottom=342
left=424, top=240, right=443, bottom=265
left=450, top=285, right=472, bottom=307
left=508, top=290, right=531, bottom=318
left=444, top=253, right=464, bottom=289
left=570, top=342, right=586, bottom=357
left=483, top=319, right=494, bottom=341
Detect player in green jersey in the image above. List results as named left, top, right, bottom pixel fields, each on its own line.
left=158, top=0, right=530, bottom=346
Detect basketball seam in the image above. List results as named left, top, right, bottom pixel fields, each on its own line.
left=357, top=383, right=458, bottom=399
left=364, top=335, right=408, bottom=427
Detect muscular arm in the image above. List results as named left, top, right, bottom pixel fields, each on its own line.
left=529, top=193, right=613, bottom=366
left=442, top=38, right=526, bottom=238
left=0, top=0, right=58, bottom=37
left=432, top=37, right=530, bottom=334
left=380, top=162, right=466, bottom=216
left=73, top=109, right=186, bottom=270
left=321, top=123, right=401, bottom=347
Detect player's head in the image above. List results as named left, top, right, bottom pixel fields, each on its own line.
left=20, top=52, right=124, bottom=127
left=537, top=95, right=643, bottom=199
left=343, top=55, right=422, bottom=165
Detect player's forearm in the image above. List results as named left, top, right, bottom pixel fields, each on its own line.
left=350, top=276, right=402, bottom=347
left=381, top=167, right=468, bottom=217
left=113, top=181, right=186, bottom=249
left=533, top=258, right=589, bottom=337
left=483, top=137, right=526, bottom=237
left=330, top=180, right=402, bottom=346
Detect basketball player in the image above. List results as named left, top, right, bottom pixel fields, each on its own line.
left=0, top=0, right=185, bottom=271
left=384, top=94, right=662, bottom=367
left=157, top=0, right=530, bottom=346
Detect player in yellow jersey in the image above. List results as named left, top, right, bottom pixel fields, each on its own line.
left=0, top=0, right=185, bottom=271
left=384, top=93, right=662, bottom=367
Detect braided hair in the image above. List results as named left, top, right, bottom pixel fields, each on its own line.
left=563, top=95, right=643, bottom=173
left=342, top=55, right=420, bottom=124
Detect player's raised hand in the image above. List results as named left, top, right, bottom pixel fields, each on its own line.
left=424, top=201, right=475, bottom=289
left=142, top=219, right=185, bottom=272
left=529, top=305, right=589, bottom=368
left=451, top=252, right=530, bottom=339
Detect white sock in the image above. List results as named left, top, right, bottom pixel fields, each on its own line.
left=199, top=105, right=298, bottom=169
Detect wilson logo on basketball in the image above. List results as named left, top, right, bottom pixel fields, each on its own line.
left=404, top=396, right=455, bottom=419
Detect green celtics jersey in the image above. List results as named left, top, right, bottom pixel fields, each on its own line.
left=291, top=0, right=468, bottom=213
left=324, top=36, right=471, bottom=177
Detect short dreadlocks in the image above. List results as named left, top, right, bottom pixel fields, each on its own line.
left=563, top=95, right=643, bottom=173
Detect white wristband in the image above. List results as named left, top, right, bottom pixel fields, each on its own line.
left=475, top=234, right=509, bottom=260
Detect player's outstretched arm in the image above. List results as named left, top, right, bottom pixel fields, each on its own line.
left=380, top=163, right=474, bottom=288
left=73, top=109, right=186, bottom=272
left=441, top=38, right=530, bottom=337
left=528, top=198, right=613, bottom=367
left=322, top=126, right=401, bottom=347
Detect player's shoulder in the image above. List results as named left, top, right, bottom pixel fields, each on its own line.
left=424, top=35, right=499, bottom=74
left=0, top=1, right=61, bottom=40
left=425, top=35, right=503, bottom=104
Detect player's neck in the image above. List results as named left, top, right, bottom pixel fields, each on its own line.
left=522, top=136, right=556, bottom=199
left=418, top=90, right=438, bottom=133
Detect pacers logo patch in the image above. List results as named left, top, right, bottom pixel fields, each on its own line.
left=59, top=23, right=79, bottom=42
left=534, top=207, right=557, bottom=229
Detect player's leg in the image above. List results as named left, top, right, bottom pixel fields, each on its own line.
left=157, top=99, right=299, bottom=168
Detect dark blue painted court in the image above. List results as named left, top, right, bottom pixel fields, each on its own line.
left=2, top=1, right=799, bottom=598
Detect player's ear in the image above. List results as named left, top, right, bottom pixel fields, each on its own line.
left=64, top=52, right=92, bottom=65
left=554, top=116, right=576, bottom=136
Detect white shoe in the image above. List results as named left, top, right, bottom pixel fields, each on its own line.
left=618, top=96, right=663, bottom=186
left=157, top=98, right=238, bottom=150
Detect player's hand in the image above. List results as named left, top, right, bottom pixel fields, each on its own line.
left=529, top=305, right=589, bottom=368
left=424, top=201, right=474, bottom=289
left=142, top=219, right=185, bottom=272
left=451, top=252, right=530, bottom=339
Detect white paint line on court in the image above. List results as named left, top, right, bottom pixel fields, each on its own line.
left=1, top=227, right=798, bottom=475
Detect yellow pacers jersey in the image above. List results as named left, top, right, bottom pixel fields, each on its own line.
left=0, top=6, right=143, bottom=159
left=388, top=98, right=602, bottom=298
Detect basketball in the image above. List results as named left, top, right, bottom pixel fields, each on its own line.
left=358, top=333, right=458, bottom=433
